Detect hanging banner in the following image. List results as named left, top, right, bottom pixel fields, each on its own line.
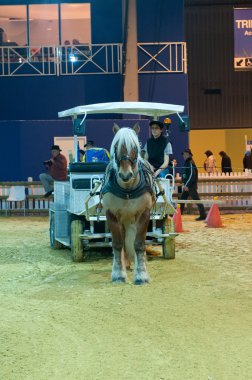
left=234, top=8, right=252, bottom=70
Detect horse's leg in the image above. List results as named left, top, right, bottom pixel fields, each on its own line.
left=106, top=211, right=127, bottom=283
left=133, top=209, right=150, bottom=285
left=122, top=246, right=131, bottom=271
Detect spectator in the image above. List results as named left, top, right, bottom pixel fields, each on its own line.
left=219, top=151, right=232, bottom=173
left=39, top=145, right=68, bottom=197
left=144, top=120, right=172, bottom=178
left=79, top=149, right=85, bottom=162
left=82, top=140, right=110, bottom=163
left=72, top=38, right=80, bottom=45
left=243, top=150, right=252, bottom=170
left=180, top=148, right=206, bottom=221
left=204, top=150, right=217, bottom=174
left=0, top=27, right=7, bottom=44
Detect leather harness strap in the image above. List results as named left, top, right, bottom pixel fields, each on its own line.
left=101, top=162, right=154, bottom=200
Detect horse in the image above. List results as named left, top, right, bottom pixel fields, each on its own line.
left=101, top=124, right=155, bottom=285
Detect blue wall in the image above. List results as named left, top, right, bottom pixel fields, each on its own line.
left=137, top=0, right=184, bottom=42
left=0, top=75, right=122, bottom=120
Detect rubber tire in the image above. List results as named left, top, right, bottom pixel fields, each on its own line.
left=162, top=238, right=175, bottom=260
left=162, top=216, right=175, bottom=259
left=71, top=219, right=84, bottom=262
left=50, top=212, right=64, bottom=249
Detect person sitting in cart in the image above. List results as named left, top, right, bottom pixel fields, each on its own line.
left=180, top=148, right=206, bottom=221
left=82, top=140, right=110, bottom=163
left=143, top=120, right=172, bottom=178
left=39, top=144, right=68, bottom=198
left=79, top=149, right=85, bottom=162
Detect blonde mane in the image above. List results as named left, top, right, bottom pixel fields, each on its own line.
left=110, top=127, right=143, bottom=168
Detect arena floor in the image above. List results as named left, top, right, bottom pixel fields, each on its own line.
left=0, top=214, right=251, bottom=380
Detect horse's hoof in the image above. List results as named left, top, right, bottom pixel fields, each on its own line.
left=134, top=278, right=149, bottom=285
left=112, top=277, right=126, bottom=283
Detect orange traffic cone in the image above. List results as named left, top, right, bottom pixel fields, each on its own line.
left=206, top=204, right=223, bottom=228
left=173, top=204, right=184, bottom=233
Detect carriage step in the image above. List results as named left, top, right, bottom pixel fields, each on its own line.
left=80, top=233, right=112, bottom=240
left=146, top=232, right=178, bottom=238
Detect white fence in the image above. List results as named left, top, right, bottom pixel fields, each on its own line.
left=1, top=174, right=252, bottom=214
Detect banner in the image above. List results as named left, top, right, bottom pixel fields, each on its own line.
left=234, top=8, right=252, bottom=70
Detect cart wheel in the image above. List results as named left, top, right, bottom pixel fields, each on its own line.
left=71, top=219, right=85, bottom=262
left=50, top=212, right=64, bottom=249
left=162, top=216, right=175, bottom=259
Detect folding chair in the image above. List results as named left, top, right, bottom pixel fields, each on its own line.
left=5, top=186, right=26, bottom=216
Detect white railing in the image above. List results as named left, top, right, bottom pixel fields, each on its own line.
left=175, top=172, right=252, bottom=209
left=137, top=42, right=187, bottom=74
left=0, top=42, right=187, bottom=76
left=1, top=173, right=252, bottom=214
left=0, top=43, right=123, bottom=77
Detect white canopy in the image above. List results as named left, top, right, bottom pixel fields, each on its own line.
left=58, top=101, right=184, bottom=119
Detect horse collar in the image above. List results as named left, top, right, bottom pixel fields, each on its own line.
left=101, top=163, right=153, bottom=200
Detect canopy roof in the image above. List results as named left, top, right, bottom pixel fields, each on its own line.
left=58, top=101, right=184, bottom=119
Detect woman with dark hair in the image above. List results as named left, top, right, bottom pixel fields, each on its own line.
left=243, top=150, right=252, bottom=171
left=219, top=151, right=232, bottom=173
left=204, top=150, right=217, bottom=174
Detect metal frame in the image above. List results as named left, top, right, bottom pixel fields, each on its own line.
left=137, top=42, right=187, bottom=74
left=0, top=43, right=122, bottom=77
left=0, top=42, right=187, bottom=77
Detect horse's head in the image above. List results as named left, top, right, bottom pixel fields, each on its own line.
left=110, top=124, right=143, bottom=184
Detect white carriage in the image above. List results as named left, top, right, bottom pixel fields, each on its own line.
left=49, top=101, right=184, bottom=261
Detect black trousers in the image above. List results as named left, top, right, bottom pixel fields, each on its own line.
left=180, top=184, right=206, bottom=217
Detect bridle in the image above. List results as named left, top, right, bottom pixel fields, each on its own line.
left=114, top=146, right=138, bottom=169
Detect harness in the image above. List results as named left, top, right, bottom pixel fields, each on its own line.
left=101, top=161, right=154, bottom=200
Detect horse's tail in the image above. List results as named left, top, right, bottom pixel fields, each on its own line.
left=124, top=223, right=136, bottom=261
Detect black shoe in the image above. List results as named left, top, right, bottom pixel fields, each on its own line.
left=195, top=216, right=206, bottom=221
left=44, top=190, right=53, bottom=198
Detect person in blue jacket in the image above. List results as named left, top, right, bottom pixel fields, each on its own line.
left=180, top=148, right=206, bottom=221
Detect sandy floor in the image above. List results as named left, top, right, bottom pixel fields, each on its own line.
left=0, top=213, right=251, bottom=380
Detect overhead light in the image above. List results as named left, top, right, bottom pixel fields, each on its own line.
left=69, top=54, right=77, bottom=62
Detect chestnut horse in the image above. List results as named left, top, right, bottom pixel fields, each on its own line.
left=102, top=125, right=155, bottom=285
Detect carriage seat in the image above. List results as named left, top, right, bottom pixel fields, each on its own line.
left=72, top=179, right=93, bottom=189
left=69, top=162, right=108, bottom=173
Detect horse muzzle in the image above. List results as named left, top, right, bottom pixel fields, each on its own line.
left=118, top=172, right=133, bottom=182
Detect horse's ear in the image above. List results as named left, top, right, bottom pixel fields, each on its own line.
left=132, top=122, right=140, bottom=135
left=112, top=123, right=120, bottom=134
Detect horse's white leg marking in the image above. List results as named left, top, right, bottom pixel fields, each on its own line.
left=133, top=209, right=150, bottom=285
left=112, top=248, right=127, bottom=283
left=106, top=210, right=127, bottom=283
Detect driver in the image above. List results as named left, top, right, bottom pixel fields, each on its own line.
left=143, top=120, right=172, bottom=178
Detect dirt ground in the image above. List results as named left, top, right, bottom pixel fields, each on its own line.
left=0, top=213, right=251, bottom=380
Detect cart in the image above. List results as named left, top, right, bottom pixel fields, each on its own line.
left=49, top=101, right=184, bottom=261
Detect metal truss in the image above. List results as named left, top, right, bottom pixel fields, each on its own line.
left=0, top=42, right=186, bottom=77
left=0, top=44, right=123, bottom=77
left=137, top=42, right=187, bottom=74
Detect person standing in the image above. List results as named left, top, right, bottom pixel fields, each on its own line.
left=39, top=145, right=68, bottom=197
left=219, top=151, right=232, bottom=173
left=243, top=150, right=252, bottom=170
left=144, top=120, right=172, bottom=178
left=204, top=150, right=217, bottom=174
left=180, top=148, right=206, bottom=221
